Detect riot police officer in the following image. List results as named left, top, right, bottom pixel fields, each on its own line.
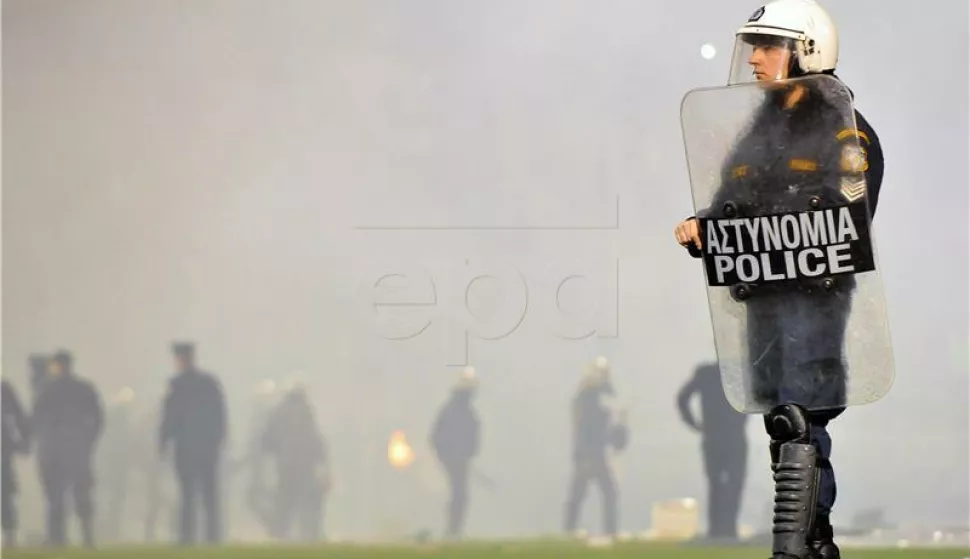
left=261, top=376, right=329, bottom=541
left=673, top=2, right=885, bottom=557
left=159, top=342, right=226, bottom=545
left=563, top=357, right=628, bottom=538
left=1, top=379, right=30, bottom=547
left=33, top=350, right=104, bottom=547
left=429, top=366, right=480, bottom=539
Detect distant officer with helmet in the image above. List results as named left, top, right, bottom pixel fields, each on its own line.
left=429, top=366, right=480, bottom=539
left=261, top=373, right=329, bottom=542
left=563, top=357, right=628, bottom=538
left=674, top=1, right=886, bottom=557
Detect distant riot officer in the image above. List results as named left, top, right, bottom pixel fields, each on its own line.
left=33, top=350, right=104, bottom=547
left=429, top=366, right=480, bottom=539
left=2, top=379, right=31, bottom=547
left=159, top=342, right=226, bottom=545
left=564, top=357, right=628, bottom=537
left=261, top=376, right=329, bottom=541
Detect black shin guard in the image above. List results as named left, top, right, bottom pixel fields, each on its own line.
left=765, top=404, right=820, bottom=559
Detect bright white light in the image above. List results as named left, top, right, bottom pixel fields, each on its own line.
left=701, top=44, right=717, bottom=60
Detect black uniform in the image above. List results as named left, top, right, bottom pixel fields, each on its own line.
left=1, top=380, right=30, bottom=547
left=563, top=384, right=628, bottom=536
left=32, top=353, right=104, bottom=547
left=677, top=363, right=748, bottom=540
left=685, top=76, right=884, bottom=554
left=159, top=344, right=227, bottom=545
left=429, top=387, right=479, bottom=539
left=261, top=389, right=327, bottom=541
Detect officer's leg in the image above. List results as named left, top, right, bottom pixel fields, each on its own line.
left=309, top=482, right=325, bottom=541
left=594, top=459, right=618, bottom=536
left=40, top=460, right=67, bottom=546
left=298, top=477, right=324, bottom=542
left=176, top=460, right=197, bottom=545
left=73, top=462, right=96, bottom=547
left=445, top=463, right=468, bottom=538
left=778, top=293, right=849, bottom=558
left=200, top=459, right=221, bottom=544
left=1, top=460, right=16, bottom=547
left=807, top=411, right=842, bottom=559
left=764, top=403, right=819, bottom=559
left=271, top=473, right=294, bottom=540
left=563, top=462, right=589, bottom=534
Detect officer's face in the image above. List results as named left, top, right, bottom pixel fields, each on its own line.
left=174, top=355, right=192, bottom=372
left=48, top=360, right=63, bottom=377
left=748, top=42, right=791, bottom=82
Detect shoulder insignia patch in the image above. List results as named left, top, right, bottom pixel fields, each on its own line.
left=840, top=144, right=869, bottom=173
left=732, top=164, right=749, bottom=178
left=836, top=128, right=871, bottom=144
left=789, top=158, right=818, bottom=172
left=840, top=176, right=866, bottom=202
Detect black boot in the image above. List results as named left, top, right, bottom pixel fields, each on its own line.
left=810, top=516, right=840, bottom=559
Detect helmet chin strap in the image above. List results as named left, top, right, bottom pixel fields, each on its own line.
left=788, top=53, right=805, bottom=79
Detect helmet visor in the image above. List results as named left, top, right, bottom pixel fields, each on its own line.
left=728, top=32, right=797, bottom=85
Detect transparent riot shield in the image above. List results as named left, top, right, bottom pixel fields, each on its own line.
left=680, top=74, right=894, bottom=414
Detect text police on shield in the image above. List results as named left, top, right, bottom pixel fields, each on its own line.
left=699, top=205, right=875, bottom=286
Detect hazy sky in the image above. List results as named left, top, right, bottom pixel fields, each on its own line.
left=3, top=0, right=968, bottom=539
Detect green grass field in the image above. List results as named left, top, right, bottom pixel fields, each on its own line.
left=4, top=541, right=969, bottom=559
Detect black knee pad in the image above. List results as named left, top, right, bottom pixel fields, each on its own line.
left=764, top=404, right=812, bottom=445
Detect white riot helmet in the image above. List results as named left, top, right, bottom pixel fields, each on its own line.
left=728, top=0, right=838, bottom=85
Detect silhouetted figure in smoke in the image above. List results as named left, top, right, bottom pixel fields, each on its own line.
left=677, top=362, right=748, bottom=540
left=33, top=350, right=104, bottom=548
left=564, top=357, right=628, bottom=537
left=261, top=377, right=329, bottom=542
left=430, top=366, right=480, bottom=539
left=2, top=379, right=31, bottom=547
left=159, top=342, right=226, bottom=545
